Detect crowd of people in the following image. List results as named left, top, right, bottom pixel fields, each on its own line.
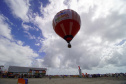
left=1, top=71, right=126, bottom=78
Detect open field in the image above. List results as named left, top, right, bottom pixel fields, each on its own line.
left=0, top=77, right=126, bottom=84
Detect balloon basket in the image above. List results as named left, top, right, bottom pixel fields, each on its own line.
left=68, top=43, right=71, bottom=48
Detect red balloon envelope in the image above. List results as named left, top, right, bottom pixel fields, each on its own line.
left=53, top=9, right=81, bottom=48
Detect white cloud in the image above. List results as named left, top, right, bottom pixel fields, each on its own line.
left=22, top=22, right=33, bottom=31
left=5, top=0, right=30, bottom=22
left=0, top=37, right=38, bottom=68
left=35, top=43, right=40, bottom=46
left=24, top=31, right=36, bottom=39
left=104, top=42, right=126, bottom=67
left=33, top=0, right=126, bottom=74
left=17, top=40, right=24, bottom=46
left=0, top=14, right=39, bottom=69
left=0, top=15, right=12, bottom=39
left=1, top=0, right=126, bottom=74
left=4, top=0, right=41, bottom=40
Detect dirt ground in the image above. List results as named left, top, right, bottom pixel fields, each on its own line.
left=0, top=77, right=126, bottom=84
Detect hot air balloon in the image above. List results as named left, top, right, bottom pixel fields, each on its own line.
left=52, top=9, right=81, bottom=48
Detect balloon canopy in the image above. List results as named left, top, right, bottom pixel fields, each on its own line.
left=52, top=9, right=81, bottom=48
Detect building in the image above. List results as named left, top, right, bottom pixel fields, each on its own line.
left=8, top=66, right=47, bottom=78
left=0, top=65, right=4, bottom=77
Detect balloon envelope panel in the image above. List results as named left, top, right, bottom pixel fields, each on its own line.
left=53, top=9, right=81, bottom=43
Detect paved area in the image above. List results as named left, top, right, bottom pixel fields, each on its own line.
left=0, top=77, right=126, bottom=84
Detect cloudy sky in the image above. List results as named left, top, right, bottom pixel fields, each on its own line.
left=0, top=0, right=126, bottom=75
